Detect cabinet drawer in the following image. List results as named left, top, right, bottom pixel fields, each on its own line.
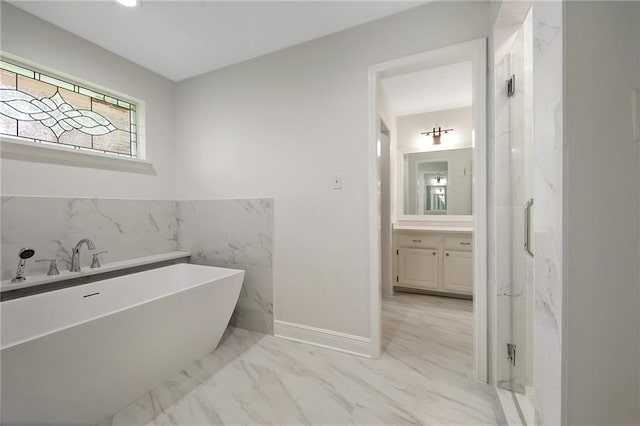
left=396, top=234, right=439, bottom=249
left=443, top=236, right=472, bottom=251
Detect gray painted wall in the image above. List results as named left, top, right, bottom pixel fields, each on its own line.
left=564, top=2, right=640, bottom=424
left=1, top=4, right=176, bottom=200
left=173, top=1, right=492, bottom=339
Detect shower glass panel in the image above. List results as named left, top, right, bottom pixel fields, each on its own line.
left=496, top=9, right=534, bottom=395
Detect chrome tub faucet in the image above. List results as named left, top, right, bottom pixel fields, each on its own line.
left=71, top=239, right=96, bottom=272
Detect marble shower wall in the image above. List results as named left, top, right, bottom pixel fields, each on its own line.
left=1, top=197, right=178, bottom=280
left=176, top=199, right=273, bottom=335
left=1, top=196, right=275, bottom=335
left=532, top=1, right=563, bottom=424
left=494, top=0, right=564, bottom=423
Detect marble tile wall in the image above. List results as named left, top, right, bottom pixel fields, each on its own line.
left=176, top=199, right=273, bottom=335
left=521, top=11, right=535, bottom=395
left=495, top=1, right=564, bottom=423
left=1, top=197, right=178, bottom=280
left=532, top=1, right=563, bottom=424
left=1, top=196, right=274, bottom=335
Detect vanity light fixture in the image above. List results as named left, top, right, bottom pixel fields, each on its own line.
left=116, top=0, right=138, bottom=7
left=431, top=176, right=447, bottom=186
left=421, top=126, right=454, bottom=145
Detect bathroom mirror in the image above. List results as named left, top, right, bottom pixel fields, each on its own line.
left=402, top=147, right=472, bottom=216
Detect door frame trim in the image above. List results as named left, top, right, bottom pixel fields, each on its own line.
left=367, top=38, right=488, bottom=383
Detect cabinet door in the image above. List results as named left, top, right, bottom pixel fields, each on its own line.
left=443, top=250, right=473, bottom=294
left=397, top=248, right=439, bottom=290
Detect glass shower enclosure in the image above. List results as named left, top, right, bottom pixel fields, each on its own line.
left=495, top=6, right=535, bottom=401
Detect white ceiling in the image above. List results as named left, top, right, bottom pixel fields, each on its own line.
left=9, top=0, right=426, bottom=81
left=380, top=61, right=472, bottom=116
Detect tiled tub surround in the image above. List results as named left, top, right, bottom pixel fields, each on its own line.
left=177, top=199, right=274, bottom=335
left=1, top=197, right=178, bottom=280
left=1, top=252, right=191, bottom=299
left=0, top=196, right=274, bottom=334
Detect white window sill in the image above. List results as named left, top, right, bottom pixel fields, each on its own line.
left=0, top=137, right=154, bottom=173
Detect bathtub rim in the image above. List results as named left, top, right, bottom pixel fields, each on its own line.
left=0, top=263, right=244, bottom=351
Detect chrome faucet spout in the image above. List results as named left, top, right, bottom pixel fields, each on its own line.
left=71, top=239, right=96, bottom=272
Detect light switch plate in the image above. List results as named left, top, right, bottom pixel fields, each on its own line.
left=633, top=89, right=639, bottom=142
left=332, top=174, right=343, bottom=190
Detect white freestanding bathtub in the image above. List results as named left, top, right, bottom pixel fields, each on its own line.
left=0, top=263, right=244, bottom=426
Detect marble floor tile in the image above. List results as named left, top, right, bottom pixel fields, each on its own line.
left=100, top=293, right=502, bottom=425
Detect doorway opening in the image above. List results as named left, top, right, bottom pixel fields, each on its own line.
left=368, top=39, right=487, bottom=383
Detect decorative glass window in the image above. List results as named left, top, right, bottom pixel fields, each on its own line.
left=0, top=59, right=138, bottom=157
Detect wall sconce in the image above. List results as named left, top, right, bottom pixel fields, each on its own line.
left=421, top=126, right=454, bottom=145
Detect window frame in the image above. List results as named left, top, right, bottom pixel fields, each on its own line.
left=0, top=52, right=147, bottom=164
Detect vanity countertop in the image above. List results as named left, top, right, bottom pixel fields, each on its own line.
left=393, top=223, right=473, bottom=233
left=1, top=251, right=191, bottom=293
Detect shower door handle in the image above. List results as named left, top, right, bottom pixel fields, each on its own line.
left=524, top=198, right=534, bottom=257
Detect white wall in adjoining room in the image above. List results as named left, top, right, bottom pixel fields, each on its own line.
left=173, top=2, right=491, bottom=340
left=397, top=106, right=473, bottom=152
left=0, top=4, right=176, bottom=200
left=378, top=84, right=395, bottom=297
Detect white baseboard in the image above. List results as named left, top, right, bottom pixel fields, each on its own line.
left=274, top=320, right=372, bottom=358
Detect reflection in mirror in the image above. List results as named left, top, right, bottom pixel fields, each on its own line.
left=426, top=178, right=447, bottom=214
left=421, top=161, right=448, bottom=214
left=403, top=147, right=472, bottom=216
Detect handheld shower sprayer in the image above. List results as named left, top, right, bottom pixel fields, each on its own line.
left=11, top=248, right=35, bottom=282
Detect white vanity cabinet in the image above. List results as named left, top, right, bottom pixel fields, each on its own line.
left=443, top=250, right=472, bottom=294
left=397, top=248, right=439, bottom=290
left=393, top=228, right=473, bottom=298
